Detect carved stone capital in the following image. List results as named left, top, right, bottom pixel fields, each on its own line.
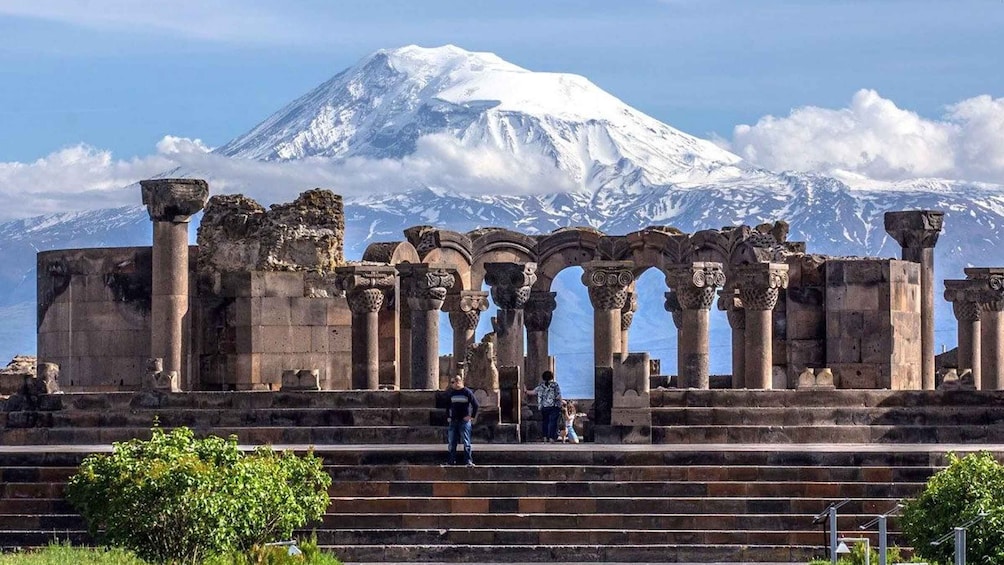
left=582, top=261, right=634, bottom=311
left=945, top=279, right=987, bottom=321
left=664, top=291, right=682, bottom=330
left=620, top=292, right=639, bottom=330
left=964, top=268, right=1004, bottom=311
left=484, top=262, right=537, bottom=310
left=733, top=262, right=789, bottom=311
left=665, top=262, right=726, bottom=311
left=334, top=265, right=397, bottom=314
left=717, top=288, right=746, bottom=330
left=398, top=263, right=456, bottom=311
left=444, top=290, right=490, bottom=332
left=524, top=291, right=558, bottom=332
left=884, top=210, right=944, bottom=249
left=140, top=178, right=209, bottom=223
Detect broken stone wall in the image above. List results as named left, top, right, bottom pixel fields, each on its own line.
left=786, top=254, right=827, bottom=386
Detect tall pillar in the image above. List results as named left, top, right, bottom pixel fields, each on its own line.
left=484, top=262, right=537, bottom=379
left=666, top=263, right=726, bottom=389
left=398, top=264, right=455, bottom=390
left=140, top=179, right=208, bottom=390
left=664, top=291, right=683, bottom=384
left=885, top=211, right=944, bottom=390
left=444, top=290, right=490, bottom=377
left=718, top=287, right=746, bottom=388
left=734, top=263, right=789, bottom=390
left=965, top=269, right=1004, bottom=390
left=335, top=265, right=397, bottom=390
left=620, top=292, right=639, bottom=362
left=524, top=291, right=557, bottom=386
left=582, top=261, right=635, bottom=368
left=946, top=279, right=984, bottom=388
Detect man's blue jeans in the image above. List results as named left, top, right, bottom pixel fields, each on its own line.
left=541, top=406, right=561, bottom=441
left=447, top=419, right=473, bottom=465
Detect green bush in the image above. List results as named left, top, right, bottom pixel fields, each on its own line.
left=66, top=427, right=332, bottom=564
left=205, top=537, right=342, bottom=565
left=901, top=451, right=1004, bottom=565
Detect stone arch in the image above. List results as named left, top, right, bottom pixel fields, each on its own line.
left=533, top=227, right=603, bottom=292
left=362, top=241, right=420, bottom=265
left=403, top=225, right=473, bottom=292
left=469, top=228, right=538, bottom=290
left=622, top=227, right=689, bottom=281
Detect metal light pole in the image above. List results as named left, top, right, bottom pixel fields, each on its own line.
left=860, top=502, right=904, bottom=565
left=932, top=513, right=988, bottom=565
left=813, top=499, right=850, bottom=564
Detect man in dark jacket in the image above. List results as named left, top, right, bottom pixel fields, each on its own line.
left=446, top=375, right=479, bottom=466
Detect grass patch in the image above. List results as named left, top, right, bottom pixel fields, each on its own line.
left=0, top=543, right=147, bottom=564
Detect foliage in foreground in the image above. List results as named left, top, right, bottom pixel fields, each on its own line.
left=0, top=540, right=342, bottom=565
left=808, top=541, right=915, bottom=565
left=65, top=427, right=332, bottom=564
left=901, top=451, right=1004, bottom=565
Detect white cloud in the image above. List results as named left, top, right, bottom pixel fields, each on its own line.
left=0, top=133, right=574, bottom=221
left=727, top=89, right=1004, bottom=184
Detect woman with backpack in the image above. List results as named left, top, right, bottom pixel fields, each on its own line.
left=526, top=370, right=562, bottom=442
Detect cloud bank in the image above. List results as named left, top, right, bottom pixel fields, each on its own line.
left=0, top=133, right=573, bottom=221
left=727, top=89, right=1004, bottom=184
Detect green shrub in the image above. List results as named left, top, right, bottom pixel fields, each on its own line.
left=900, top=451, right=1004, bottom=565
left=66, top=427, right=331, bottom=564
left=204, top=537, right=342, bottom=565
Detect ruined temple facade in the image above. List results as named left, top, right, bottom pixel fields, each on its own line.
left=38, top=178, right=1004, bottom=417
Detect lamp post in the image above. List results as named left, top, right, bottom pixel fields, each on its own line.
left=860, top=502, right=904, bottom=565
left=932, top=513, right=988, bottom=565
left=813, top=499, right=850, bottom=564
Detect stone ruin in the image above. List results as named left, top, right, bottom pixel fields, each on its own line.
left=33, top=176, right=1004, bottom=440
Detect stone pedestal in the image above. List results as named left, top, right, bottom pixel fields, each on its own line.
left=582, top=261, right=634, bottom=368
left=140, top=178, right=208, bottom=390
left=885, top=211, right=944, bottom=390
left=525, top=291, right=557, bottom=387
left=964, top=269, right=1004, bottom=390
left=398, top=264, right=455, bottom=390
left=484, top=262, right=537, bottom=380
left=718, top=288, right=746, bottom=388
left=336, top=265, right=397, bottom=390
left=445, top=291, right=490, bottom=378
left=733, top=263, right=789, bottom=389
left=665, top=263, right=725, bottom=389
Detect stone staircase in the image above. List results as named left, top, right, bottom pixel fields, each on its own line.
left=0, top=446, right=952, bottom=562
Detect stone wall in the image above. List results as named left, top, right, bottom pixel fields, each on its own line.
left=36, top=247, right=197, bottom=390
left=786, top=254, right=827, bottom=385
left=825, top=258, right=922, bottom=389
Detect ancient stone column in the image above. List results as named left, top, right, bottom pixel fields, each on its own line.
left=620, top=292, right=639, bottom=362
left=718, top=287, right=746, bottom=388
left=582, top=261, right=635, bottom=368
left=525, top=291, right=557, bottom=387
left=140, top=178, right=209, bottom=390
left=444, top=290, right=490, bottom=377
left=398, top=264, right=455, bottom=390
left=946, top=279, right=985, bottom=389
left=664, top=290, right=683, bottom=384
left=885, top=211, right=944, bottom=390
left=733, top=263, right=789, bottom=389
left=666, top=262, right=726, bottom=389
left=484, top=262, right=537, bottom=379
left=336, top=265, right=397, bottom=390
left=966, top=269, right=1004, bottom=390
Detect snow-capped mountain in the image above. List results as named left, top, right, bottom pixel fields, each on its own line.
left=2, top=45, right=1002, bottom=395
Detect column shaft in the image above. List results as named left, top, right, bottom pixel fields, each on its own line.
left=958, top=317, right=982, bottom=389
left=593, top=308, right=621, bottom=368
left=495, top=309, right=525, bottom=374
left=526, top=330, right=550, bottom=384
left=745, top=309, right=773, bottom=389
left=151, top=221, right=190, bottom=385
left=681, top=309, right=710, bottom=389
left=351, top=311, right=380, bottom=390
left=981, top=310, right=1004, bottom=390
left=411, top=308, right=440, bottom=389
left=732, top=327, right=746, bottom=389
left=904, top=246, right=936, bottom=389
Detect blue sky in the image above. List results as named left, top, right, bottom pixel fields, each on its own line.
left=2, top=0, right=1002, bottom=161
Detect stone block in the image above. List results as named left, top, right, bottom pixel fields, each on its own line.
left=231, top=297, right=260, bottom=326
left=327, top=299, right=352, bottom=326
left=891, top=282, right=920, bottom=313
left=220, top=271, right=253, bottom=297
left=890, top=363, right=921, bottom=390
left=258, top=354, right=288, bottom=386
left=282, top=368, right=321, bottom=391
left=37, top=331, right=71, bottom=358
left=832, top=363, right=883, bottom=389
left=593, top=367, right=613, bottom=426
left=328, top=327, right=351, bottom=354
left=613, top=353, right=650, bottom=398
left=771, top=365, right=788, bottom=389
left=310, top=326, right=330, bottom=353
left=290, top=297, right=330, bottom=326
left=254, top=272, right=305, bottom=298
left=787, top=339, right=825, bottom=368
left=289, top=326, right=313, bottom=353
left=842, top=260, right=888, bottom=284
left=796, top=368, right=815, bottom=389
left=860, top=334, right=891, bottom=364
left=844, top=286, right=879, bottom=311
left=787, top=307, right=826, bottom=340
left=38, top=302, right=70, bottom=333
left=828, top=337, right=861, bottom=364
left=234, top=353, right=262, bottom=387
left=234, top=325, right=255, bottom=353
left=260, top=325, right=292, bottom=353
left=815, top=368, right=834, bottom=387
left=328, top=355, right=351, bottom=390
left=259, top=297, right=292, bottom=326
left=611, top=408, right=652, bottom=427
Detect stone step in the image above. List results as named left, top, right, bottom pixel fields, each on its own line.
left=650, top=389, right=1004, bottom=408
left=22, top=390, right=442, bottom=412
left=651, top=406, right=1004, bottom=426
left=326, top=496, right=904, bottom=515
left=652, top=424, right=1004, bottom=444
left=325, top=543, right=822, bottom=563
left=326, top=480, right=922, bottom=499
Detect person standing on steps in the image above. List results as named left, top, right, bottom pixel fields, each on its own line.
left=446, top=375, right=479, bottom=466
left=526, top=370, right=562, bottom=442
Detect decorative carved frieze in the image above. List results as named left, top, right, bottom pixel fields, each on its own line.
left=665, top=262, right=726, bottom=311
left=717, top=287, right=746, bottom=330
left=884, top=210, right=944, bottom=249
left=964, top=268, right=1004, bottom=312
left=140, top=179, right=209, bottom=223
left=445, top=290, right=490, bottom=332
left=484, top=262, right=537, bottom=310
left=334, top=265, right=397, bottom=315
left=620, top=292, right=639, bottom=331
left=945, top=279, right=988, bottom=322
left=582, top=261, right=634, bottom=311
left=732, top=262, right=789, bottom=312
left=524, top=291, right=558, bottom=332
left=397, top=263, right=456, bottom=311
